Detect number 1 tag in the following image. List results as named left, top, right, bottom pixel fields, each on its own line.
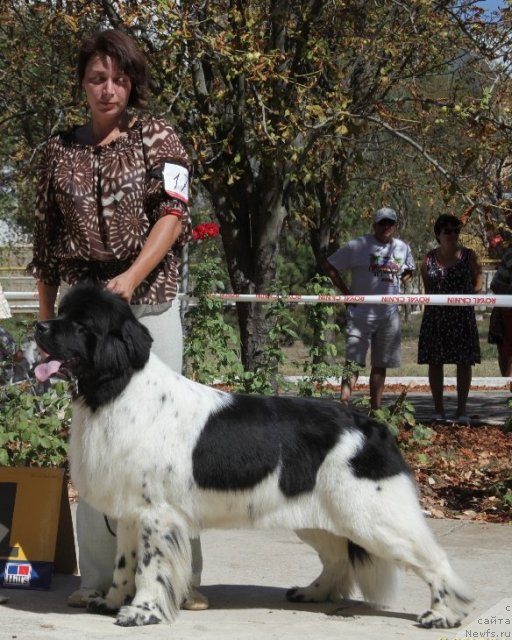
left=162, top=162, right=190, bottom=204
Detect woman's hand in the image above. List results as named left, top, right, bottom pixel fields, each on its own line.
left=106, top=215, right=183, bottom=303
left=400, top=269, right=414, bottom=285
left=106, top=271, right=138, bottom=303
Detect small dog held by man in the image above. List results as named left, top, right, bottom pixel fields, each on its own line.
left=34, top=283, right=472, bottom=629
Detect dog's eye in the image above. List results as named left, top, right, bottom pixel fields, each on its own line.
left=71, top=321, right=88, bottom=335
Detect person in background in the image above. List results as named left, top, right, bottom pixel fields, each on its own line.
left=28, top=28, right=207, bottom=611
left=0, top=286, right=18, bottom=384
left=417, top=214, right=483, bottom=424
left=488, top=211, right=512, bottom=377
left=323, top=207, right=415, bottom=410
left=0, top=283, right=11, bottom=321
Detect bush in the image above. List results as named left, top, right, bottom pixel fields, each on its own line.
left=0, top=380, right=71, bottom=468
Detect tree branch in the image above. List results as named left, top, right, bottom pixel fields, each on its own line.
left=361, top=113, right=474, bottom=203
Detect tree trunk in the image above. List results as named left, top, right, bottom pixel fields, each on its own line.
left=308, top=223, right=339, bottom=366
left=208, top=168, right=288, bottom=371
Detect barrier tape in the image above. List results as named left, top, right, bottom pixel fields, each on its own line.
left=5, top=291, right=512, bottom=307
left=5, top=292, right=39, bottom=300
left=209, top=293, right=512, bottom=307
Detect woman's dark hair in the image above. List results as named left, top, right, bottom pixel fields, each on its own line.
left=77, top=29, right=149, bottom=108
left=433, top=214, right=462, bottom=243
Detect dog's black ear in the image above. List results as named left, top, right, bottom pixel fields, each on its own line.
left=93, top=318, right=152, bottom=375
left=121, top=316, right=153, bottom=369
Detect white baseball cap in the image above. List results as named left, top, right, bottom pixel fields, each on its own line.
left=374, top=207, right=398, bottom=224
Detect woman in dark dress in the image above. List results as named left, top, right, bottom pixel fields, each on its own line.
left=488, top=211, right=512, bottom=377
left=418, top=214, right=483, bottom=424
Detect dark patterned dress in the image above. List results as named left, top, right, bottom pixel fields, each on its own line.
left=28, top=117, right=191, bottom=305
left=417, top=248, right=481, bottom=365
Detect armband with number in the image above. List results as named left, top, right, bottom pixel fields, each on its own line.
left=162, top=162, right=190, bottom=205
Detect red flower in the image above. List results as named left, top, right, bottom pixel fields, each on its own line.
left=488, top=234, right=503, bottom=248
left=192, top=222, right=220, bottom=242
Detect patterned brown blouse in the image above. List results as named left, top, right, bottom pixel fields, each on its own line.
left=29, top=117, right=192, bottom=305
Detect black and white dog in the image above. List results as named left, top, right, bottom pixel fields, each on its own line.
left=34, top=284, right=472, bottom=628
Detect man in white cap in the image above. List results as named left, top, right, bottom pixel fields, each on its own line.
left=323, top=207, right=415, bottom=409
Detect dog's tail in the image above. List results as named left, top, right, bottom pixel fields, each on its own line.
left=348, top=541, right=401, bottom=607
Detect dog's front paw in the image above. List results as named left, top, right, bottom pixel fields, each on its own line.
left=418, top=608, right=462, bottom=629
left=87, top=596, right=119, bottom=617
left=115, top=603, right=163, bottom=627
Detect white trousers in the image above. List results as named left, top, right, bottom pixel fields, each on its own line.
left=75, top=298, right=203, bottom=591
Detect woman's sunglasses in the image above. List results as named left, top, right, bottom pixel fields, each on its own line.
left=440, top=227, right=461, bottom=235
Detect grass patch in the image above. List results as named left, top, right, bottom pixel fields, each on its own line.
left=281, top=310, right=500, bottom=378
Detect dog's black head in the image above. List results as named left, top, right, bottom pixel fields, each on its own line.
left=35, top=283, right=153, bottom=410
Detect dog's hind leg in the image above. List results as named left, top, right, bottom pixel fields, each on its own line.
left=368, top=525, right=471, bottom=629
left=414, top=555, right=473, bottom=629
left=329, top=474, right=473, bottom=628
left=286, top=529, right=355, bottom=603
left=115, top=510, right=192, bottom=627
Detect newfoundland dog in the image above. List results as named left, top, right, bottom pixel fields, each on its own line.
left=34, top=283, right=471, bottom=628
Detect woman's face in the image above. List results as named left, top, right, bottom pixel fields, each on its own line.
left=437, top=225, right=461, bottom=246
left=82, top=54, right=132, bottom=124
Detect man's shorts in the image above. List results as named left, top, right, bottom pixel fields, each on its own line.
left=346, top=310, right=401, bottom=369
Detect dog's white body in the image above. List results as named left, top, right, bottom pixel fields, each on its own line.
left=71, top=358, right=222, bottom=525
left=35, top=285, right=472, bottom=629
left=71, top=354, right=470, bottom=628
left=73, top=355, right=395, bottom=530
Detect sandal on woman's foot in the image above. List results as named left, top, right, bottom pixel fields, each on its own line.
left=431, top=414, right=448, bottom=423
left=454, top=415, right=471, bottom=426
left=181, top=588, right=209, bottom=611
